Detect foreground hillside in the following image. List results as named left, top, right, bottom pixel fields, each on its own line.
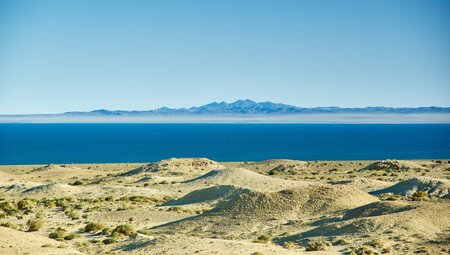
left=0, top=158, right=449, bottom=255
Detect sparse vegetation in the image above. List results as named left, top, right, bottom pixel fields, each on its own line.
left=70, top=180, right=84, bottom=186
left=305, top=240, right=331, bottom=251
left=254, top=234, right=271, bottom=243
left=27, top=217, right=44, bottom=231
left=350, top=245, right=376, bottom=255
left=282, top=241, right=297, bottom=249
left=17, top=199, right=36, bottom=211
left=49, top=229, right=66, bottom=240
left=102, top=238, right=116, bottom=245
left=412, top=191, right=428, bottom=201
left=64, top=233, right=80, bottom=240
left=84, top=222, right=104, bottom=233
left=112, top=224, right=136, bottom=237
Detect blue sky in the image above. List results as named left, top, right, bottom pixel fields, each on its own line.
left=0, top=0, right=449, bottom=114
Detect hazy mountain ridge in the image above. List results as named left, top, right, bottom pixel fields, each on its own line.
left=63, top=99, right=450, bottom=115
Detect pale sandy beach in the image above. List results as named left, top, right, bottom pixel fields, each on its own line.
left=0, top=158, right=449, bottom=255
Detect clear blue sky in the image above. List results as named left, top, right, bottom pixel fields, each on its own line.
left=0, top=0, right=449, bottom=114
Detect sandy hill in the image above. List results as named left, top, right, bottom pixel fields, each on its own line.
left=370, top=176, right=450, bottom=198
left=284, top=200, right=450, bottom=241
left=114, top=234, right=310, bottom=255
left=329, top=178, right=394, bottom=192
left=151, top=184, right=377, bottom=236
left=362, top=160, right=426, bottom=171
left=182, top=167, right=308, bottom=191
left=163, top=185, right=250, bottom=206
left=0, top=226, right=82, bottom=255
left=263, top=159, right=308, bottom=172
left=122, top=158, right=221, bottom=176
left=22, top=183, right=84, bottom=198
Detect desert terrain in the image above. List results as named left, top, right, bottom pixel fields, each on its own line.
left=0, top=158, right=449, bottom=255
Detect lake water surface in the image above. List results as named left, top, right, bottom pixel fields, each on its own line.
left=0, top=124, right=449, bottom=164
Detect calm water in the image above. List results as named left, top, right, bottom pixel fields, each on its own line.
left=0, top=124, right=449, bottom=165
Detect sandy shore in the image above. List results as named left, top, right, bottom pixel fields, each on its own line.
left=0, top=159, right=449, bottom=254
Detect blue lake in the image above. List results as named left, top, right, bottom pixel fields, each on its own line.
left=0, top=124, right=449, bottom=165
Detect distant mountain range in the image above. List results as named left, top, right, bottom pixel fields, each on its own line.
left=63, top=99, right=450, bottom=115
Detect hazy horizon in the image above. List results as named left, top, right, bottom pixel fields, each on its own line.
left=1, top=0, right=450, bottom=114
left=1, top=99, right=450, bottom=115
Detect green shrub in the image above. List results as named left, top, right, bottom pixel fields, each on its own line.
left=0, top=201, right=17, bottom=215
left=351, top=246, right=375, bottom=255
left=64, top=233, right=79, bottom=240
left=27, top=217, right=44, bottom=231
left=305, top=240, right=331, bottom=251
left=0, top=221, right=18, bottom=229
left=268, top=170, right=280, bottom=175
left=44, top=200, right=56, bottom=208
left=282, top=241, right=297, bottom=249
left=70, top=180, right=84, bottom=186
left=412, top=191, right=428, bottom=201
left=84, top=222, right=104, bottom=233
left=254, top=234, right=271, bottom=243
left=112, top=224, right=135, bottom=237
left=369, top=238, right=386, bottom=248
left=102, top=238, right=116, bottom=245
left=18, top=199, right=36, bottom=210
left=101, top=228, right=112, bottom=236
left=49, top=229, right=66, bottom=240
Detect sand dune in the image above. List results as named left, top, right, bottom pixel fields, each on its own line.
left=371, top=176, right=450, bottom=198
left=163, top=185, right=250, bottom=206
left=150, top=184, right=378, bottom=237
left=182, top=167, right=308, bottom=191
left=362, top=160, right=426, bottom=171
left=122, top=158, right=221, bottom=176
left=290, top=200, right=450, bottom=239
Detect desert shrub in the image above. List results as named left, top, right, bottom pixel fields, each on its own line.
left=254, top=234, right=271, bottom=243
left=64, top=233, right=80, bottom=240
left=104, top=196, right=115, bottom=202
left=43, top=200, right=56, bottom=208
left=412, top=191, right=428, bottom=201
left=334, top=238, right=350, bottom=245
left=369, top=238, right=386, bottom=248
left=17, top=199, right=36, bottom=210
left=305, top=240, right=331, bottom=251
left=382, top=194, right=402, bottom=201
left=282, top=241, right=297, bottom=249
left=351, top=246, right=376, bottom=255
left=101, top=228, right=112, bottom=236
left=65, top=210, right=80, bottom=220
left=0, top=201, right=18, bottom=215
left=129, top=196, right=158, bottom=203
left=167, top=206, right=182, bottom=212
left=84, top=222, right=104, bottom=233
left=251, top=252, right=264, bottom=255
left=110, top=231, right=121, bottom=239
left=162, top=195, right=173, bottom=202
left=27, top=217, right=44, bottom=231
left=0, top=221, right=18, bottom=229
left=102, top=238, right=116, bottom=245
left=70, top=180, right=84, bottom=186
left=268, top=170, right=281, bottom=175
left=381, top=247, right=391, bottom=253
left=49, top=229, right=66, bottom=240
left=112, top=224, right=135, bottom=237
